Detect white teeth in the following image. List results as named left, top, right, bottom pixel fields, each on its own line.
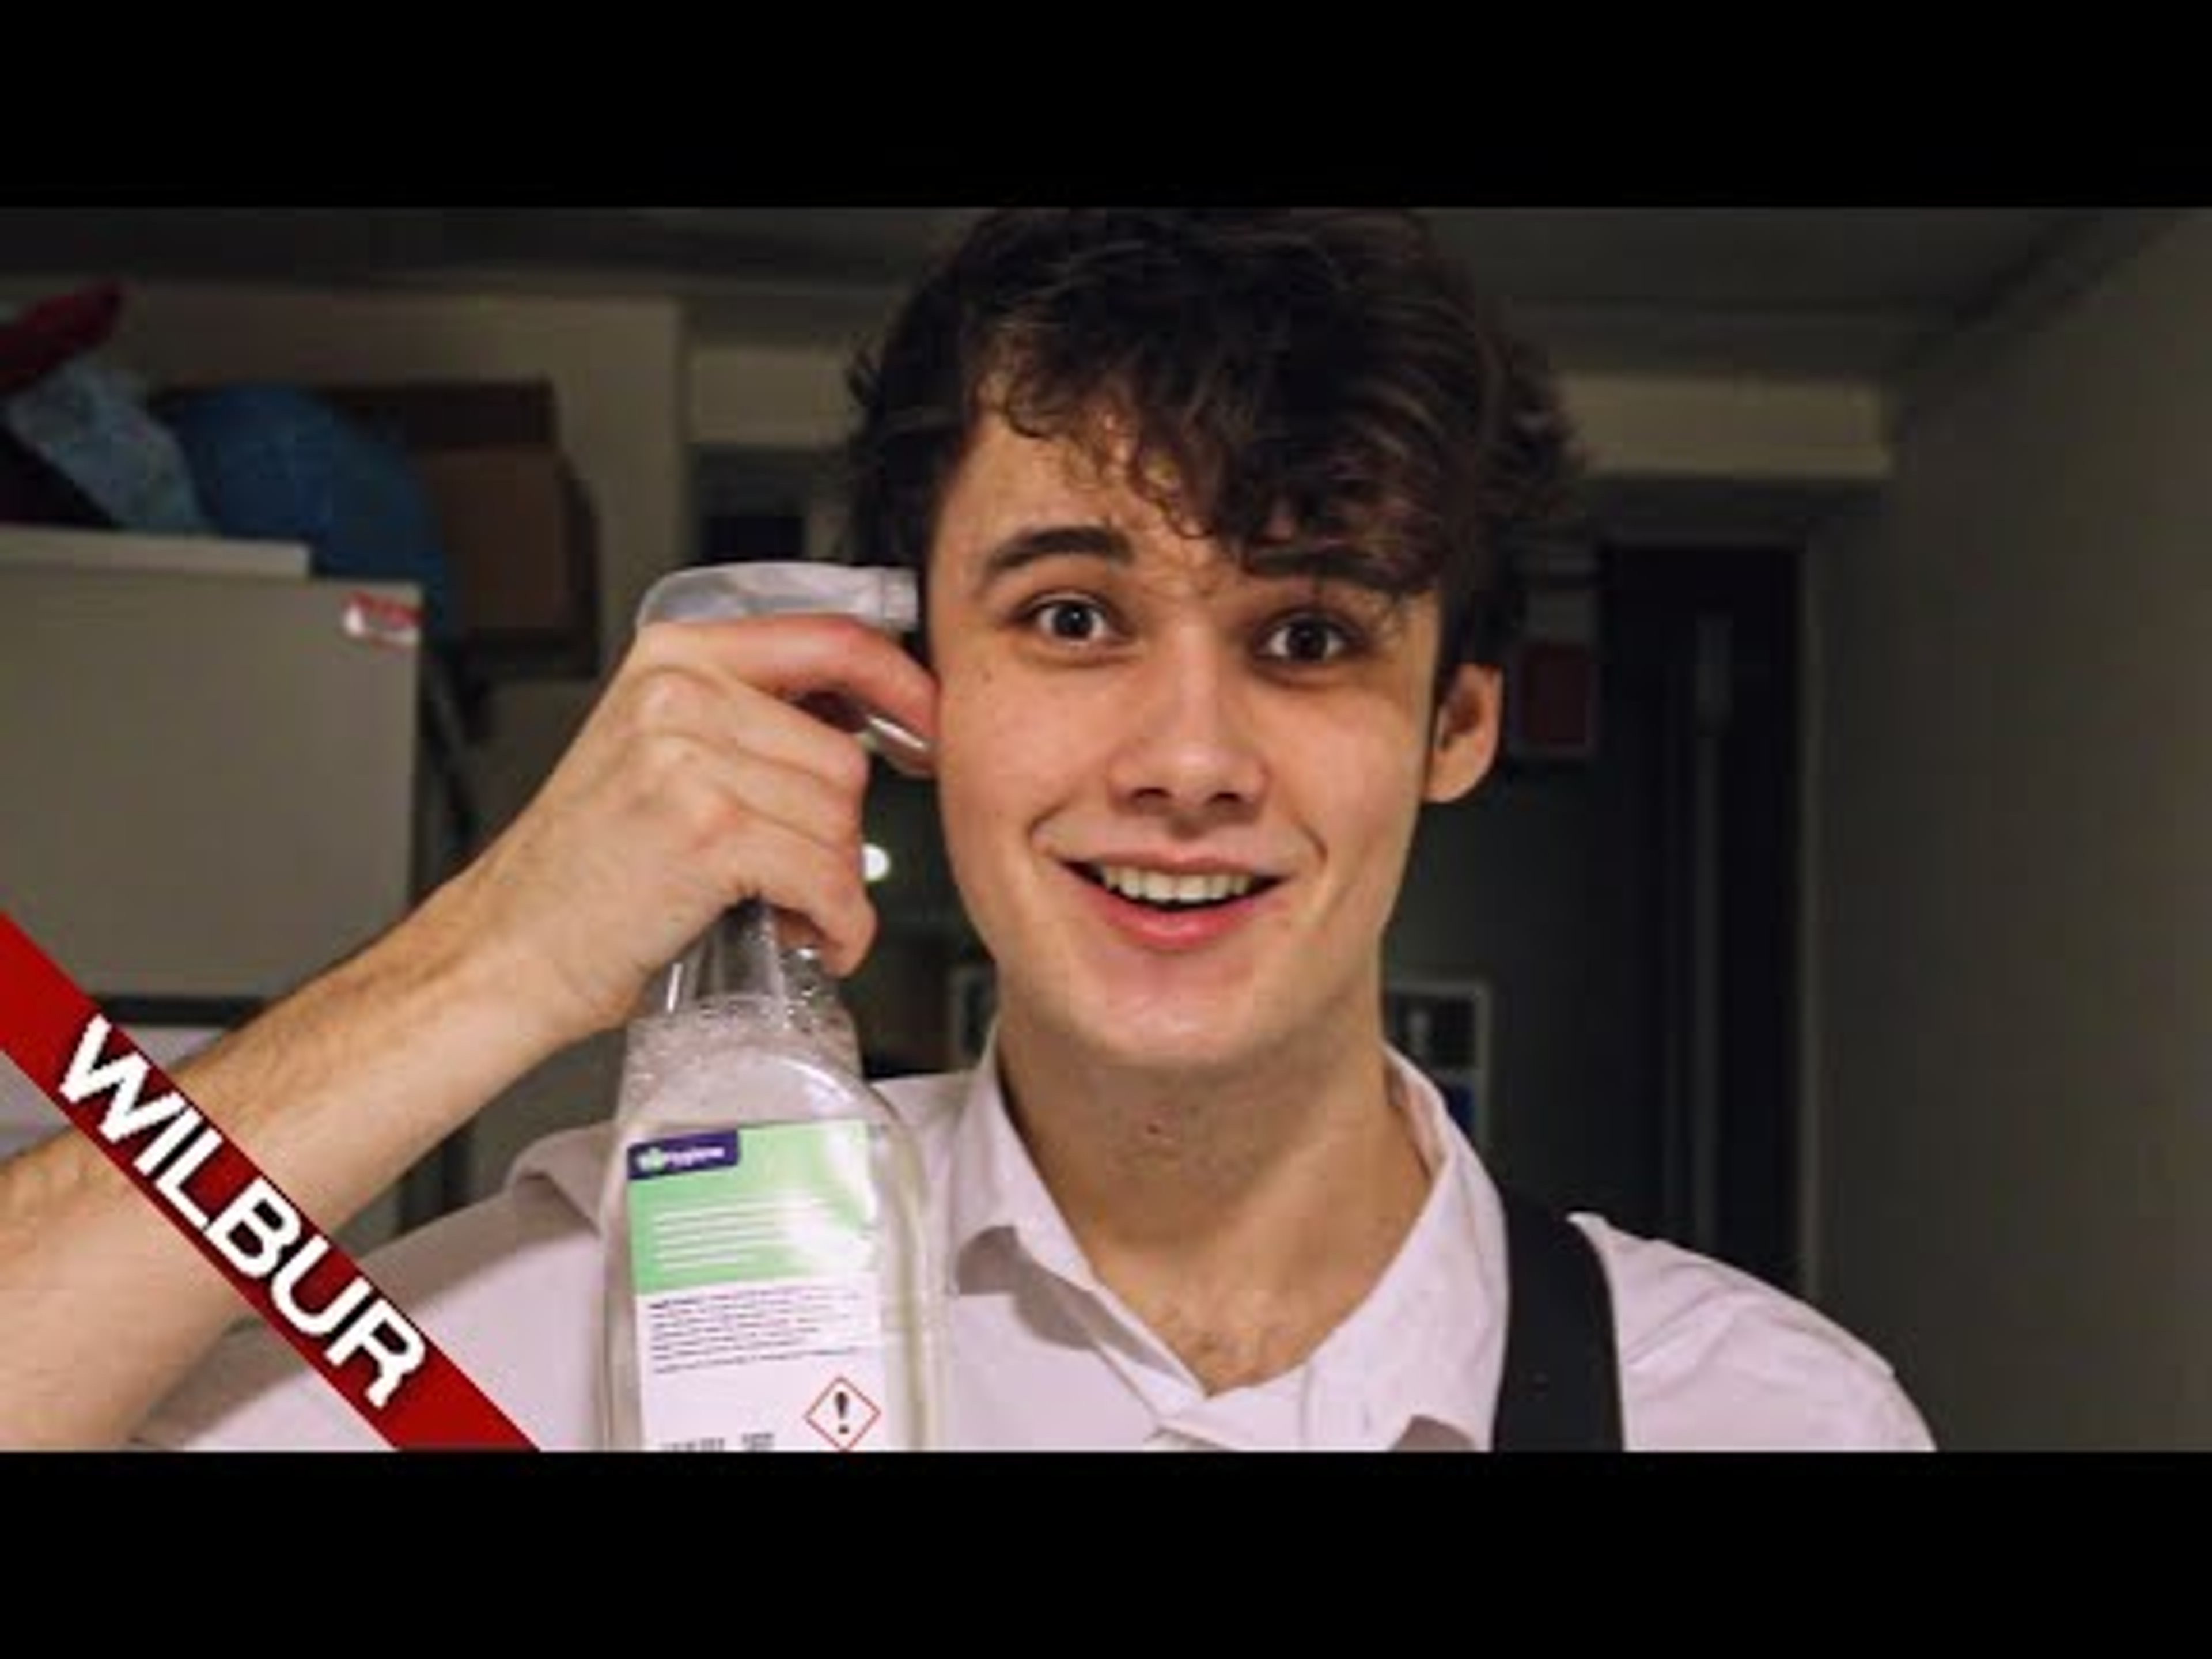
left=1094, top=866, right=1257, bottom=906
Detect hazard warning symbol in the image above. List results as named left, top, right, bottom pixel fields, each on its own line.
left=805, top=1376, right=882, bottom=1452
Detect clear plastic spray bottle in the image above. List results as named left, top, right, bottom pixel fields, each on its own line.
left=600, top=563, right=945, bottom=1453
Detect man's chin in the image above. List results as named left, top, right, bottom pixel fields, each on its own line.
left=1008, top=995, right=1279, bottom=1081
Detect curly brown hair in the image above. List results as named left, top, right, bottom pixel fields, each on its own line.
left=841, top=208, right=1581, bottom=687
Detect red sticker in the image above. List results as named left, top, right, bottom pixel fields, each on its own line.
left=341, top=593, right=423, bottom=652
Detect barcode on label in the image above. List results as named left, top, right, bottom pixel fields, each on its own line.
left=660, top=1436, right=728, bottom=1453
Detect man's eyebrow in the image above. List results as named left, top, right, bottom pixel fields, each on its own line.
left=1242, top=543, right=1408, bottom=598
left=970, top=525, right=1412, bottom=606
left=974, top=524, right=1133, bottom=590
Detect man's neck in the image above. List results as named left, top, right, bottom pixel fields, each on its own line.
left=992, top=1003, right=1432, bottom=1395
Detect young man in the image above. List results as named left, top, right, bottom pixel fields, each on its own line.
left=0, top=209, right=1932, bottom=1450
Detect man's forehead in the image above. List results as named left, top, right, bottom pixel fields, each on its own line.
left=940, top=417, right=1379, bottom=589
left=964, top=524, right=1283, bottom=601
left=942, top=415, right=1166, bottom=539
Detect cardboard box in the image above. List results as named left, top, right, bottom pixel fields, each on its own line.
left=410, top=444, right=599, bottom=676
left=317, top=381, right=600, bottom=680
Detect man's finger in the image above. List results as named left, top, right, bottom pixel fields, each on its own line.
left=643, top=615, right=940, bottom=757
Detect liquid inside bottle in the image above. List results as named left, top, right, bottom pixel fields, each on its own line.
left=599, top=907, right=944, bottom=1452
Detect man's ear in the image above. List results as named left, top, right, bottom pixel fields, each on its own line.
left=1424, top=662, right=1502, bottom=805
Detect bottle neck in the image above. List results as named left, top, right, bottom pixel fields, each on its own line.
left=657, top=899, right=787, bottom=1013
left=651, top=901, right=862, bottom=1074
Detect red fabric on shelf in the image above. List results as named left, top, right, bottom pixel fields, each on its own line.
left=0, top=283, right=125, bottom=398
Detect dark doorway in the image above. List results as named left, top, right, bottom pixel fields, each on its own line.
left=1605, top=541, right=1802, bottom=1292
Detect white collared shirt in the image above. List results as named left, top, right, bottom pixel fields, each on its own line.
left=138, top=1049, right=1934, bottom=1452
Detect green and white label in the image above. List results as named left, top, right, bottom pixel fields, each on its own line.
left=624, top=1120, right=893, bottom=1452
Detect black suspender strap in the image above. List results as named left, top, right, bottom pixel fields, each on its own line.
left=1493, top=1185, right=1626, bottom=1452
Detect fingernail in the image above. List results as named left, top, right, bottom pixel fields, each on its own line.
left=858, top=713, right=934, bottom=769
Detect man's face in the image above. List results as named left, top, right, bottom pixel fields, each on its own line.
left=926, top=414, right=1500, bottom=1080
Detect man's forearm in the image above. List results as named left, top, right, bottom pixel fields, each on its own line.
left=0, top=876, right=560, bottom=1449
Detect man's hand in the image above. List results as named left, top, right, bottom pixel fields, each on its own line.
left=439, top=612, right=938, bottom=1050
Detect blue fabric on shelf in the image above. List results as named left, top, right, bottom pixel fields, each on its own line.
left=2, top=355, right=212, bottom=536
left=160, top=384, right=461, bottom=642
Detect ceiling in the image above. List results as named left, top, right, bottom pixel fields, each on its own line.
left=0, top=207, right=2177, bottom=384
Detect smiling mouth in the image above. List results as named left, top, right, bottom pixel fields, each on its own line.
left=1070, top=863, right=1285, bottom=912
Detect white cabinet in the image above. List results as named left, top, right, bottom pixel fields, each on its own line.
left=0, top=554, right=425, bottom=1252
left=0, top=561, right=421, bottom=1003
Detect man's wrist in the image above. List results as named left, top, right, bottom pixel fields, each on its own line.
left=354, top=870, right=574, bottom=1082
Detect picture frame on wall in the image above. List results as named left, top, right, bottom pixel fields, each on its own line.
left=1383, top=978, right=1493, bottom=1150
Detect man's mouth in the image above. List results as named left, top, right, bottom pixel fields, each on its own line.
left=1069, top=863, right=1284, bottom=912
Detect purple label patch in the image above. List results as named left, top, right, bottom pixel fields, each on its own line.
left=628, top=1131, right=741, bottom=1181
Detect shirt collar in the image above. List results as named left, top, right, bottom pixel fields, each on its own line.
left=941, top=1025, right=1102, bottom=1291
left=939, top=1029, right=1510, bottom=1450
left=1296, top=1058, right=1509, bottom=1450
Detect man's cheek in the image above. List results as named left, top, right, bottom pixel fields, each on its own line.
left=939, top=679, right=1040, bottom=769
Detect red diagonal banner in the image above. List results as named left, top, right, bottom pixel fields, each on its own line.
left=0, top=908, right=535, bottom=1450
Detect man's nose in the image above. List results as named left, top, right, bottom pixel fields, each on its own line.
left=1102, top=633, right=1267, bottom=816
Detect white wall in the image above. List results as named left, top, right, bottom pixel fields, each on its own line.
left=689, top=343, right=857, bottom=453
left=1812, top=211, right=2212, bottom=1448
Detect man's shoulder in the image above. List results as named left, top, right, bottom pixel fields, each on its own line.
left=141, top=1161, right=603, bottom=1450
left=1571, top=1214, right=1936, bottom=1451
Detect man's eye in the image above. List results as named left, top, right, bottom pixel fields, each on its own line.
left=1259, top=614, right=1357, bottom=664
left=1029, top=599, right=1113, bottom=645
